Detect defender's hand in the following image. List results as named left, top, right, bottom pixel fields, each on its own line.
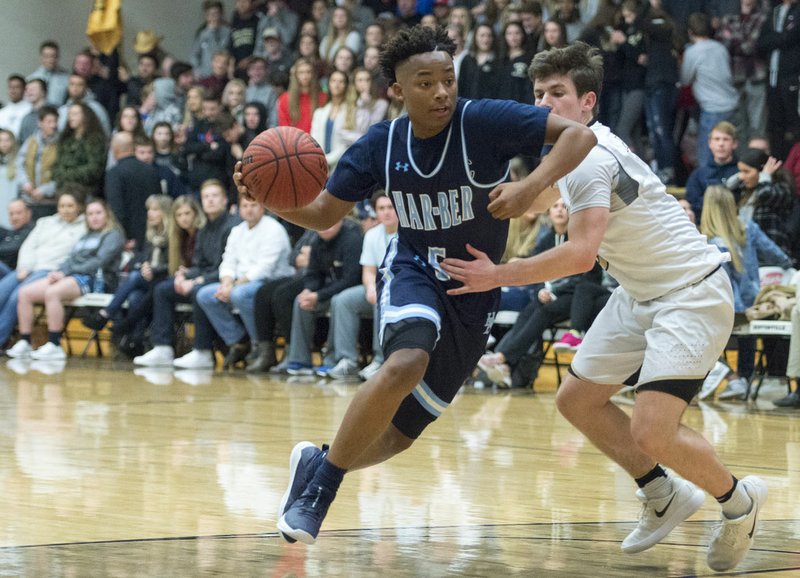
left=441, top=244, right=499, bottom=295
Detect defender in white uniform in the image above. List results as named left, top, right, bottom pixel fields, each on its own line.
left=442, top=43, right=767, bottom=573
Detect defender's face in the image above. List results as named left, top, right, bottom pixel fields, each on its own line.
left=393, top=51, right=457, bottom=139
left=533, top=74, right=592, bottom=124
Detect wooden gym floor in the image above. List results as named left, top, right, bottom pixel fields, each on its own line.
left=0, top=355, right=799, bottom=577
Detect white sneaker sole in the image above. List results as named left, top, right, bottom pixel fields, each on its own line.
left=622, top=486, right=705, bottom=553
left=276, top=514, right=317, bottom=545
left=277, top=442, right=315, bottom=543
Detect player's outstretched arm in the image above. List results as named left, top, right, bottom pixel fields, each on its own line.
left=233, top=161, right=355, bottom=231
left=442, top=206, right=608, bottom=294
left=487, top=114, right=596, bottom=219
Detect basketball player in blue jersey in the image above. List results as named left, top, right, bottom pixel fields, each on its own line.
left=441, top=43, right=766, bottom=572
left=234, top=26, right=596, bottom=544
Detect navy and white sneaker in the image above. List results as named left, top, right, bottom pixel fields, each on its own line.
left=277, top=481, right=336, bottom=545
left=277, top=442, right=327, bottom=543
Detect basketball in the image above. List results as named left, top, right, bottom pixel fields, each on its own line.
left=240, top=126, right=328, bottom=211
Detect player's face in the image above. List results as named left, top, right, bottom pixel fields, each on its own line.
left=393, top=51, right=457, bottom=139
left=533, top=74, right=594, bottom=125
left=375, top=196, right=398, bottom=227
left=708, top=130, right=736, bottom=163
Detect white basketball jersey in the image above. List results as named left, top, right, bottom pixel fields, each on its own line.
left=557, top=122, right=725, bottom=302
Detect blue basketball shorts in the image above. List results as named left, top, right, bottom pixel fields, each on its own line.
left=377, top=241, right=500, bottom=439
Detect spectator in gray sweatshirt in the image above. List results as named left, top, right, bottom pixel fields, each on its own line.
left=680, top=12, right=739, bottom=168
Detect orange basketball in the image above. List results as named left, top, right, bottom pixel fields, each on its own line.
left=240, top=127, right=328, bottom=211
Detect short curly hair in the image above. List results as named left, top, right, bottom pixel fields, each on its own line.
left=379, top=25, right=455, bottom=85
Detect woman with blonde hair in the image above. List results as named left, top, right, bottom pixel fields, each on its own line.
left=221, top=78, right=247, bottom=125
left=319, top=6, right=363, bottom=65
left=277, top=58, right=327, bottom=133
left=310, top=69, right=352, bottom=172
left=699, top=185, right=792, bottom=400
left=11, top=198, right=124, bottom=361
left=83, top=194, right=173, bottom=333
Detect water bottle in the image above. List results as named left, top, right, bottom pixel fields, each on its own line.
left=94, top=268, right=105, bottom=293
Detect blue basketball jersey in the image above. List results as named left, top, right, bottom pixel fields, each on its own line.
left=327, top=98, right=550, bottom=292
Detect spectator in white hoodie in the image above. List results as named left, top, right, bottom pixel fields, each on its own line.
left=0, top=187, right=85, bottom=351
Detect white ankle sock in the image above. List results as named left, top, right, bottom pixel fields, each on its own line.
left=641, top=474, right=673, bottom=500
left=720, top=481, right=752, bottom=519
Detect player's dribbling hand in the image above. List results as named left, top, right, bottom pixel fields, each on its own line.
left=441, top=244, right=499, bottom=295
left=487, top=181, right=535, bottom=220
left=233, top=161, right=255, bottom=202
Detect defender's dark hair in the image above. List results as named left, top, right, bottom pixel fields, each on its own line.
left=528, top=41, right=603, bottom=113
left=379, top=25, right=455, bottom=85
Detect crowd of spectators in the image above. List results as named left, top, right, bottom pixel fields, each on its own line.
left=0, top=0, right=799, bottom=381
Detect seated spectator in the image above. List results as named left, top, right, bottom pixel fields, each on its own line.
left=316, top=192, right=397, bottom=380
left=726, top=148, right=798, bottom=263
left=283, top=217, right=363, bottom=375
left=51, top=102, right=107, bottom=199
left=0, top=188, right=86, bottom=351
left=0, top=130, right=17, bottom=218
left=550, top=274, right=613, bottom=352
left=478, top=199, right=604, bottom=389
left=105, top=132, right=163, bottom=250
left=685, top=121, right=739, bottom=221
left=699, top=185, right=792, bottom=400
left=9, top=198, right=123, bottom=361
left=245, top=229, right=316, bottom=373
left=174, top=194, right=294, bottom=369
left=134, top=137, right=187, bottom=199
left=133, top=179, right=239, bottom=367
left=16, top=106, right=60, bottom=220
left=111, top=194, right=204, bottom=358
left=82, top=194, right=173, bottom=336
left=0, top=200, right=34, bottom=277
